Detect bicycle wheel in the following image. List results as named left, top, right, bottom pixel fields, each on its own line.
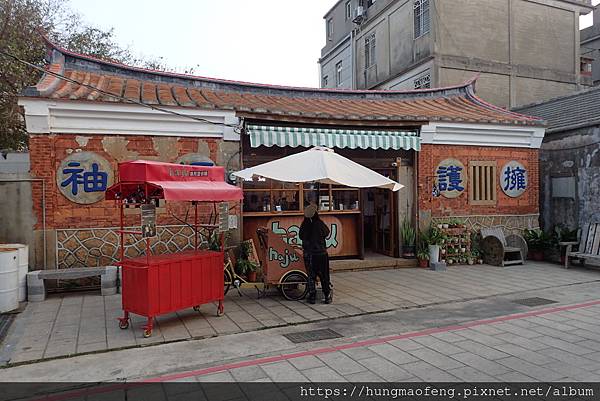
left=279, top=271, right=308, bottom=301
left=224, top=268, right=232, bottom=295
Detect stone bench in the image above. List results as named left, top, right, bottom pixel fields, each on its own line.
left=26, top=266, right=118, bottom=302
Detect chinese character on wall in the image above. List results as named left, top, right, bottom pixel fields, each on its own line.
left=61, top=162, right=108, bottom=195
left=434, top=158, right=466, bottom=199
left=56, top=152, right=114, bottom=204
left=501, top=161, right=527, bottom=198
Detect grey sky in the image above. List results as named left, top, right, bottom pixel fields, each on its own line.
left=69, top=0, right=597, bottom=89
left=68, top=0, right=333, bottom=88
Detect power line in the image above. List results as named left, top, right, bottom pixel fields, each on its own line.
left=0, top=49, right=242, bottom=131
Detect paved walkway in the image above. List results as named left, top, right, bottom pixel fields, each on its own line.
left=2, top=262, right=599, bottom=366
left=2, top=277, right=600, bottom=388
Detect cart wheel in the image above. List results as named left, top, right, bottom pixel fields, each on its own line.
left=280, top=272, right=308, bottom=301
left=193, top=305, right=201, bottom=312
left=224, top=269, right=232, bottom=295
left=118, top=319, right=129, bottom=330
left=143, top=329, right=152, bottom=338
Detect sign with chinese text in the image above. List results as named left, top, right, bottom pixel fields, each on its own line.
left=141, top=204, right=157, bottom=238
left=435, top=158, right=466, bottom=199
left=501, top=161, right=528, bottom=198
left=57, top=152, right=114, bottom=204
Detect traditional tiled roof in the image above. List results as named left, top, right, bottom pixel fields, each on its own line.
left=513, top=86, right=600, bottom=133
left=21, top=40, right=544, bottom=127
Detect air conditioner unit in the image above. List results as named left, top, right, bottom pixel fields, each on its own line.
left=352, top=6, right=365, bottom=24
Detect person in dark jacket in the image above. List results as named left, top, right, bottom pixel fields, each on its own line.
left=299, top=204, right=332, bottom=304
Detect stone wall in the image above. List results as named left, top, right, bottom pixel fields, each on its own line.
left=56, top=225, right=198, bottom=269
left=540, top=125, right=600, bottom=231
left=431, top=214, right=539, bottom=235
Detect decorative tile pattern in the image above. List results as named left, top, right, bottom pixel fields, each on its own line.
left=432, top=214, right=539, bottom=235
left=56, top=225, right=198, bottom=268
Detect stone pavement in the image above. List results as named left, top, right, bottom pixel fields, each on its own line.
left=2, top=262, right=600, bottom=366
left=2, top=276, right=600, bottom=385
left=177, top=299, right=600, bottom=384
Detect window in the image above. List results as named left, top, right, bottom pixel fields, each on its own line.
left=327, top=18, right=333, bottom=40
left=365, top=33, right=376, bottom=68
left=414, top=73, right=431, bottom=89
left=345, top=1, right=352, bottom=20
left=322, top=75, right=329, bottom=87
left=336, top=61, right=343, bottom=87
left=581, top=57, right=593, bottom=77
left=469, top=161, right=497, bottom=206
left=414, top=0, right=430, bottom=38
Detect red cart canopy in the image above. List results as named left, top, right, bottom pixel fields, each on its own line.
left=105, top=160, right=242, bottom=202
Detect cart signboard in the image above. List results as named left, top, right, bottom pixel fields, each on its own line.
left=219, top=202, right=229, bottom=232
left=141, top=204, right=157, bottom=238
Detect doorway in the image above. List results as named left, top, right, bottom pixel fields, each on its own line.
left=362, top=168, right=398, bottom=257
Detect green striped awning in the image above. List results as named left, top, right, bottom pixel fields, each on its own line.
left=247, top=125, right=420, bottom=151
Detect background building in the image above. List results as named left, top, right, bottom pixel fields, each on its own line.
left=581, top=5, right=600, bottom=86
left=320, top=0, right=593, bottom=108
left=515, top=87, right=600, bottom=233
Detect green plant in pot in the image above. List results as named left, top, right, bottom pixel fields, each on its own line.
left=523, top=229, right=552, bottom=261
left=236, top=259, right=259, bottom=282
left=237, top=240, right=260, bottom=281
left=401, top=219, right=416, bottom=258
left=416, top=248, right=429, bottom=268
left=422, top=225, right=443, bottom=263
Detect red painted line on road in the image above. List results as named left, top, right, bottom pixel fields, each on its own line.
left=142, top=298, right=600, bottom=383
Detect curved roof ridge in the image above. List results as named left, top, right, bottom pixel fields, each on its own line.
left=40, top=35, right=477, bottom=99
left=464, top=82, right=544, bottom=123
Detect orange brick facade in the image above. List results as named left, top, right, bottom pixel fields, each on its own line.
left=29, top=134, right=235, bottom=231
left=417, top=144, right=539, bottom=219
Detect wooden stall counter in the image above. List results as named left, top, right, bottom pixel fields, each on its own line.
left=243, top=210, right=361, bottom=269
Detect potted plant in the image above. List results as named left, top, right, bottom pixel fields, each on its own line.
left=401, top=219, right=416, bottom=258
left=416, top=249, right=429, bottom=268
left=524, top=229, right=551, bottom=261
left=236, top=259, right=259, bottom=282
left=421, top=225, right=443, bottom=263
left=467, top=253, right=475, bottom=265
left=237, top=240, right=260, bottom=281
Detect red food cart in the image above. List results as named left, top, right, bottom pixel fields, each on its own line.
left=105, top=160, right=242, bottom=337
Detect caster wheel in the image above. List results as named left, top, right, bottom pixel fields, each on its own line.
left=216, top=303, right=224, bottom=317
left=143, top=329, right=152, bottom=338
left=118, top=319, right=129, bottom=330
left=193, top=305, right=200, bottom=312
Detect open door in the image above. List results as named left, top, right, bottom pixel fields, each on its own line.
left=362, top=168, right=398, bottom=257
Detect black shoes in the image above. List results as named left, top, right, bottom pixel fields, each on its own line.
left=307, top=294, right=316, bottom=304
left=323, top=293, right=332, bottom=304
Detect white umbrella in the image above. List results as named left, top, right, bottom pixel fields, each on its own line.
left=234, top=147, right=403, bottom=191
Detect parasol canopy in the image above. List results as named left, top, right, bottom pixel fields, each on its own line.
left=233, top=147, right=403, bottom=191
left=106, top=160, right=243, bottom=202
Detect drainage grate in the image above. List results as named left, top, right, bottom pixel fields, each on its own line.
left=0, top=314, right=15, bottom=343
left=512, top=297, right=558, bottom=307
left=283, top=328, right=343, bottom=344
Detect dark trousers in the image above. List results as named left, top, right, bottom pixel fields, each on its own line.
left=304, top=252, right=331, bottom=299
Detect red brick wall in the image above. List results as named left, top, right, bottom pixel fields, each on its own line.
left=30, top=134, right=237, bottom=230
left=417, top=144, right=539, bottom=217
